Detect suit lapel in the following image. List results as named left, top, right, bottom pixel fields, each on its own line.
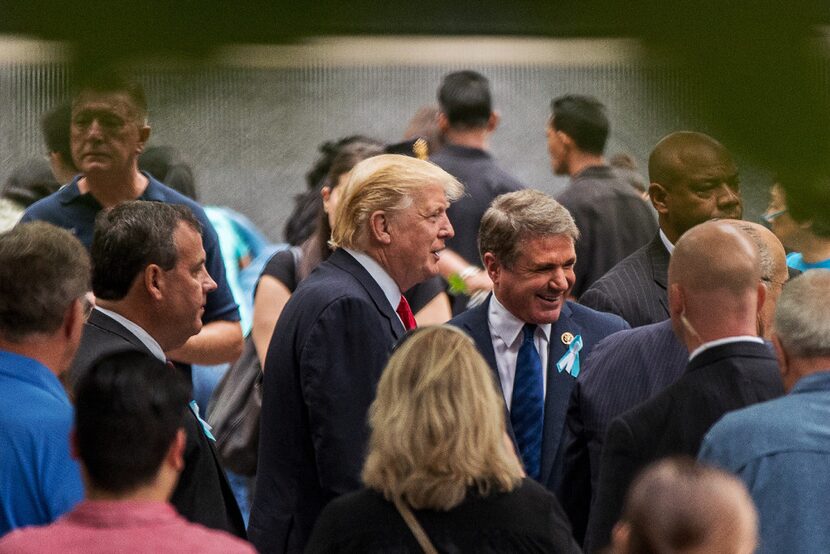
left=539, top=302, right=579, bottom=486
left=457, top=297, right=517, bottom=445
left=328, top=249, right=406, bottom=340
left=648, top=234, right=671, bottom=314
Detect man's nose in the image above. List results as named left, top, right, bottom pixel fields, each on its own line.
left=203, top=271, right=218, bottom=293
left=549, top=268, right=568, bottom=289
left=440, top=214, right=454, bottom=239
left=717, top=183, right=741, bottom=206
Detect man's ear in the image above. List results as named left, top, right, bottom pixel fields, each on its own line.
left=649, top=183, right=670, bottom=215
left=482, top=252, right=501, bottom=286
left=756, top=281, right=766, bottom=321
left=166, top=428, right=186, bottom=472
left=668, top=282, right=684, bottom=319
left=63, top=297, right=85, bottom=342
left=144, top=264, right=165, bottom=301
left=136, top=124, right=151, bottom=154
left=368, top=210, right=392, bottom=245
left=437, top=112, right=451, bottom=134
left=772, top=334, right=789, bottom=377
left=487, top=111, right=500, bottom=132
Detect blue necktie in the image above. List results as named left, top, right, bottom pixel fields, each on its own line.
left=510, top=324, right=544, bottom=481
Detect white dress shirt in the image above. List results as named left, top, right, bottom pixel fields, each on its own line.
left=487, top=295, right=551, bottom=410
left=659, top=228, right=675, bottom=256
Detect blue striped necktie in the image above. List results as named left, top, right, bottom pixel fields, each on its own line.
left=510, top=323, right=544, bottom=481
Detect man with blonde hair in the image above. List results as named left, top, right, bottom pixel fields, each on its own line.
left=249, top=154, right=463, bottom=554
left=450, top=189, right=628, bottom=514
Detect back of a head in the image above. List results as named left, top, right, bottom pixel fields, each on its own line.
left=91, top=200, right=200, bottom=301
left=669, top=220, right=760, bottom=297
left=74, top=350, right=190, bottom=495
left=2, top=158, right=61, bottom=207
left=774, top=270, right=830, bottom=359
left=362, top=325, right=522, bottom=510
left=550, top=94, right=609, bottom=154
left=139, top=146, right=197, bottom=200
left=437, top=70, right=492, bottom=129
left=617, top=457, right=757, bottom=554
left=40, top=102, right=77, bottom=173
left=329, top=154, right=463, bottom=250
left=648, top=131, right=728, bottom=188
left=0, top=222, right=89, bottom=342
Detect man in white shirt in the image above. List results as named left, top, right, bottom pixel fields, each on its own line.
left=449, top=189, right=628, bottom=503
left=249, top=154, right=464, bottom=554
left=67, top=200, right=246, bottom=539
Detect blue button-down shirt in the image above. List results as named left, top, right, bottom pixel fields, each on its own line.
left=0, top=350, right=83, bottom=536
left=699, top=371, right=830, bottom=554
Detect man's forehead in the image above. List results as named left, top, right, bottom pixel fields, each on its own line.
left=73, top=91, right=139, bottom=115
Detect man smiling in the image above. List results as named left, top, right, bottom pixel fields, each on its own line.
left=249, top=154, right=463, bottom=553
left=450, top=189, right=628, bottom=496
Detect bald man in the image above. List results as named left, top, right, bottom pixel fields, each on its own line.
left=583, top=220, right=783, bottom=552
left=580, top=132, right=743, bottom=327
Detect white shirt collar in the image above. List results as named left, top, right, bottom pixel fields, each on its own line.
left=488, top=293, right=552, bottom=348
left=688, top=335, right=765, bottom=362
left=659, top=228, right=675, bottom=255
left=94, top=306, right=166, bottom=362
left=343, top=248, right=401, bottom=312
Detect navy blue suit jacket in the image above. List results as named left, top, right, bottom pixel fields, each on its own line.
left=249, top=249, right=406, bottom=554
left=450, top=297, right=628, bottom=494
left=559, top=318, right=688, bottom=544
left=585, top=341, right=784, bottom=553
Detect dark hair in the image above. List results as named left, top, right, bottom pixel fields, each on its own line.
left=41, top=102, right=77, bottom=172
left=75, top=351, right=190, bottom=494
left=91, top=201, right=201, bottom=300
left=0, top=222, right=90, bottom=341
left=139, top=145, right=197, bottom=201
left=2, top=158, right=61, bottom=206
left=550, top=94, right=609, bottom=155
left=73, top=73, right=148, bottom=122
left=438, top=70, right=492, bottom=129
left=283, top=135, right=383, bottom=246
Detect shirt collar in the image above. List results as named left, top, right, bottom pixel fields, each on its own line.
left=0, top=350, right=69, bottom=405
left=94, top=307, right=166, bottom=361
left=659, top=228, right=675, bottom=255
left=344, top=248, right=401, bottom=311
left=61, top=171, right=162, bottom=205
left=488, top=294, right=551, bottom=348
left=791, top=371, right=830, bottom=395
left=688, top=335, right=764, bottom=362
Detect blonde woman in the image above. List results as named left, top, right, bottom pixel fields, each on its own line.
left=306, top=326, right=579, bottom=553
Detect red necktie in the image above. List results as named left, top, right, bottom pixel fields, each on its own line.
left=396, top=295, right=417, bottom=331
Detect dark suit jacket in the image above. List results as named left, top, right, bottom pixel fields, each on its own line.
left=68, top=309, right=246, bottom=539
left=450, top=297, right=628, bottom=495
left=579, top=233, right=670, bottom=328
left=248, top=249, right=406, bottom=554
left=585, top=340, right=785, bottom=553
left=556, top=165, right=658, bottom=299
left=559, top=319, right=688, bottom=544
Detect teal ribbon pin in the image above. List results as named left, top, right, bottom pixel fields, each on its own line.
left=556, top=334, right=583, bottom=378
left=189, top=400, right=216, bottom=441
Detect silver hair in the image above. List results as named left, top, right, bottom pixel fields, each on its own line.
left=774, top=270, right=830, bottom=358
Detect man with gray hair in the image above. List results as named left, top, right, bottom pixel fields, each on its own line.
left=450, top=189, right=628, bottom=497
left=0, top=222, right=90, bottom=535
left=700, top=270, right=830, bottom=553
left=250, top=154, right=463, bottom=553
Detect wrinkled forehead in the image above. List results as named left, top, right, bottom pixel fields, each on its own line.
left=72, top=90, right=143, bottom=120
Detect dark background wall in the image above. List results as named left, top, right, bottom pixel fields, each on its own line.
left=0, top=39, right=771, bottom=242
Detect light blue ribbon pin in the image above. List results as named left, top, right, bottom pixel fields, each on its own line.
left=556, top=334, right=583, bottom=378
left=189, top=400, right=216, bottom=441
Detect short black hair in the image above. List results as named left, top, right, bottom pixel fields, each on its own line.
left=438, top=70, right=492, bottom=129
left=41, top=102, right=77, bottom=172
left=91, top=200, right=201, bottom=300
left=2, top=158, right=61, bottom=207
left=75, top=351, right=190, bottom=494
left=550, top=94, right=609, bottom=155
left=73, top=73, right=148, bottom=122
left=139, top=146, right=197, bottom=201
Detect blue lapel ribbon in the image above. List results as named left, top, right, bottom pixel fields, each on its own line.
left=556, top=334, right=583, bottom=378
left=189, top=400, right=216, bottom=441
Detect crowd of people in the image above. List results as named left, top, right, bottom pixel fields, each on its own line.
left=0, top=67, right=827, bottom=554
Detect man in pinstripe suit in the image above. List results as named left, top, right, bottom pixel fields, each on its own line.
left=579, top=131, right=743, bottom=327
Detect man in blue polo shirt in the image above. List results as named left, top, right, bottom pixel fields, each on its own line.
left=0, top=222, right=90, bottom=536
left=22, top=74, right=242, bottom=367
